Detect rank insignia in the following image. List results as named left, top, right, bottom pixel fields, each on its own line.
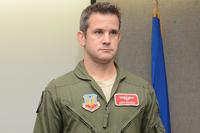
left=114, top=93, right=139, bottom=106
left=82, top=94, right=100, bottom=112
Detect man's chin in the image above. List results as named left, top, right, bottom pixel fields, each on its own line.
left=96, top=57, right=115, bottom=64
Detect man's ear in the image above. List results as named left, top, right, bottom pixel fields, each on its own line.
left=77, top=31, right=86, bottom=47
left=118, top=32, right=121, bottom=42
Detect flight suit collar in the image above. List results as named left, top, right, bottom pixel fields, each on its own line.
left=73, top=60, right=92, bottom=81
left=73, top=60, right=127, bottom=81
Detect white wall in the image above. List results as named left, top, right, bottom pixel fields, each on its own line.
left=0, top=0, right=90, bottom=132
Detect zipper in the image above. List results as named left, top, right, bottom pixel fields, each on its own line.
left=65, top=105, right=96, bottom=133
left=119, top=106, right=145, bottom=132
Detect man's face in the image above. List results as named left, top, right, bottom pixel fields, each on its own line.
left=80, top=13, right=121, bottom=64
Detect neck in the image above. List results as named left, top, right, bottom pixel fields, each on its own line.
left=83, top=59, right=117, bottom=81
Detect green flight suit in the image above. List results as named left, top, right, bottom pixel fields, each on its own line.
left=33, top=61, right=165, bottom=133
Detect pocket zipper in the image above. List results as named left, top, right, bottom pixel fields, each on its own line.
left=65, top=105, right=96, bottom=133
left=119, top=106, right=145, bottom=132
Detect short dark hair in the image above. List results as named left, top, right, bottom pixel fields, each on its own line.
left=80, top=2, right=121, bottom=34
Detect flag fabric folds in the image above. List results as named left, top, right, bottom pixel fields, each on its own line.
left=151, top=13, right=171, bottom=133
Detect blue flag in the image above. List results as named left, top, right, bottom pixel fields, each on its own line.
left=151, top=16, right=171, bottom=133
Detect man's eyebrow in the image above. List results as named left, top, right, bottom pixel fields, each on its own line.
left=110, top=29, right=119, bottom=31
left=93, top=28, right=119, bottom=31
left=94, top=28, right=103, bottom=30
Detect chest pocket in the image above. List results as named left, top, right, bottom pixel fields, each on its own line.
left=62, top=102, right=97, bottom=133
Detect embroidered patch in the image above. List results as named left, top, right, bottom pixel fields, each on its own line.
left=114, top=93, right=139, bottom=106
left=82, top=94, right=100, bottom=112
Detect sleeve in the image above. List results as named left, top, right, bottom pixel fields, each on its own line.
left=141, top=84, right=166, bottom=133
left=33, top=82, right=63, bottom=133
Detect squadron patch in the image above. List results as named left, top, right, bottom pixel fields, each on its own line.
left=114, top=93, right=139, bottom=106
left=82, top=94, right=100, bottom=112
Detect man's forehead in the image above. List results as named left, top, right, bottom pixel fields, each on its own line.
left=87, top=13, right=120, bottom=29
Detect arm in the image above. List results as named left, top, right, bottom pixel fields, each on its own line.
left=33, top=82, right=62, bottom=133
left=142, top=85, right=166, bottom=133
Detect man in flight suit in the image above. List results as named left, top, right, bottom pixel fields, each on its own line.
left=33, top=2, right=165, bottom=133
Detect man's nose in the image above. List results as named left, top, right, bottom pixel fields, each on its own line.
left=102, top=33, right=111, bottom=45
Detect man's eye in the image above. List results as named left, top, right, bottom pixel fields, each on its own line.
left=110, top=30, right=118, bottom=35
left=95, top=30, right=103, bottom=35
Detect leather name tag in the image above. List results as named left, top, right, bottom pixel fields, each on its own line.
left=114, top=93, right=139, bottom=106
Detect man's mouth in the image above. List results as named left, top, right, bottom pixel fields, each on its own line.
left=99, top=49, right=113, bottom=52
